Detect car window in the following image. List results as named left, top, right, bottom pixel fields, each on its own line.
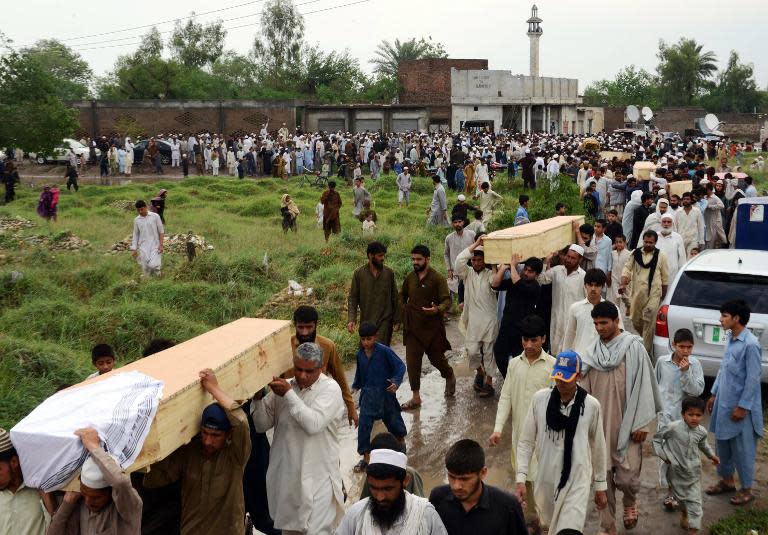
left=671, top=270, right=768, bottom=314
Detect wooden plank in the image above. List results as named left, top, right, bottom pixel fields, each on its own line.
left=81, top=318, right=294, bottom=471
left=668, top=180, right=693, bottom=197
left=633, top=161, right=656, bottom=181
left=482, top=216, right=585, bottom=264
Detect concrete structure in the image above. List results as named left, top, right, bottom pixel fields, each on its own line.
left=526, top=4, right=543, bottom=77
left=449, top=5, right=591, bottom=133
left=303, top=103, right=430, bottom=133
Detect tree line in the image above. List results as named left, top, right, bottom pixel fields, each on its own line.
left=583, top=38, right=766, bottom=113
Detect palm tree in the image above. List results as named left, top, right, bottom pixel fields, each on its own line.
left=369, top=38, right=430, bottom=79
left=658, top=38, right=717, bottom=105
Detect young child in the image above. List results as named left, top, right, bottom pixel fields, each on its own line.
left=653, top=396, right=719, bottom=534
left=351, top=321, right=407, bottom=473
left=607, top=234, right=631, bottom=314
left=315, top=201, right=324, bottom=229
left=362, top=213, right=376, bottom=233
left=88, top=344, right=116, bottom=379
left=654, top=329, right=705, bottom=511
left=280, top=194, right=299, bottom=233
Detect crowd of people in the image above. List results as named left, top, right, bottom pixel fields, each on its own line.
left=0, top=126, right=766, bottom=535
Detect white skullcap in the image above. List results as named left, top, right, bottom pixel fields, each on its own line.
left=369, top=448, right=407, bottom=470
left=80, top=456, right=109, bottom=489
left=525, top=148, right=531, bottom=153
left=661, top=213, right=675, bottom=221
left=457, top=194, right=466, bottom=201
left=658, top=198, right=670, bottom=205
left=569, top=244, right=585, bottom=256
left=658, top=189, right=667, bottom=195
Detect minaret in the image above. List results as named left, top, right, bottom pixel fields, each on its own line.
left=526, top=4, right=543, bottom=77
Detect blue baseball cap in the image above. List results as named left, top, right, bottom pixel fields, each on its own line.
left=551, top=351, right=581, bottom=383
left=201, top=403, right=232, bottom=432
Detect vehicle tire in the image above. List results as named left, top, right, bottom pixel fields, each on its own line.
left=36, top=156, right=46, bottom=165
left=161, top=155, right=171, bottom=165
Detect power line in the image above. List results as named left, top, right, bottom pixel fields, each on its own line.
left=69, top=0, right=370, bottom=53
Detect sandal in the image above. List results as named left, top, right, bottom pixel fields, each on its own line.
left=353, top=460, right=368, bottom=473
left=680, top=510, right=689, bottom=529
left=663, top=495, right=679, bottom=511
left=444, top=374, right=456, bottom=398
left=473, top=370, right=485, bottom=392
left=730, top=491, right=755, bottom=506
left=705, top=481, right=737, bottom=495
left=623, top=504, right=638, bottom=530
left=400, top=399, right=422, bottom=411
left=477, top=384, right=495, bottom=398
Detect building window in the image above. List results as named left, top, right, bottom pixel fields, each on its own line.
left=497, top=91, right=502, bottom=97
left=473, top=106, right=478, bottom=111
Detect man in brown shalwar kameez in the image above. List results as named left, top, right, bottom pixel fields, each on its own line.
left=321, top=180, right=342, bottom=242
left=347, top=241, right=401, bottom=347
left=399, top=244, right=455, bottom=411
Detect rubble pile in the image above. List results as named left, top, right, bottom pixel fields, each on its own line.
left=14, top=231, right=90, bottom=251
left=0, top=216, right=35, bottom=233
left=109, top=200, right=135, bottom=211
left=110, top=233, right=214, bottom=254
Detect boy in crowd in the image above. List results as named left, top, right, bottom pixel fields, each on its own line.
left=607, top=234, right=631, bottom=313
left=653, top=397, right=719, bottom=534
left=352, top=322, right=407, bottom=473
left=88, top=344, right=116, bottom=379
left=604, top=209, right=624, bottom=242
left=654, top=329, right=705, bottom=511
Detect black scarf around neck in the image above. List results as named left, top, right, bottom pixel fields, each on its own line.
left=545, top=385, right=587, bottom=498
left=632, top=247, right=660, bottom=294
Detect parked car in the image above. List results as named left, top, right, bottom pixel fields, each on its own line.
left=33, top=139, right=99, bottom=164
left=132, top=140, right=172, bottom=165
left=653, top=249, right=768, bottom=382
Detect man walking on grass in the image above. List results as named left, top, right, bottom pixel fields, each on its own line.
left=130, top=200, right=164, bottom=277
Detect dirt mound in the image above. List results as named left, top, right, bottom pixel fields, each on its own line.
left=108, top=200, right=135, bottom=211
left=1, top=231, right=90, bottom=251
left=0, top=216, right=35, bottom=233
left=110, top=233, right=214, bottom=255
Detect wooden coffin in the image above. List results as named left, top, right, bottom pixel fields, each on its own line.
left=83, top=318, right=293, bottom=471
left=599, top=151, right=632, bottom=161
left=633, top=161, right=656, bottom=181
left=483, top=216, right=585, bottom=264
left=668, top=180, right=693, bottom=197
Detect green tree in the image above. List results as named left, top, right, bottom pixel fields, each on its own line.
left=583, top=65, right=660, bottom=108
left=299, top=46, right=366, bottom=98
left=700, top=51, right=764, bottom=113
left=251, top=0, right=305, bottom=75
left=0, top=47, right=78, bottom=155
left=19, top=39, right=92, bottom=100
left=170, top=13, right=226, bottom=68
left=370, top=37, right=448, bottom=80
left=656, top=38, right=717, bottom=106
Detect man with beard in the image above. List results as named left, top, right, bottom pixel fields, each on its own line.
left=656, top=214, right=687, bottom=280
left=620, top=230, right=669, bottom=354
left=399, top=245, right=455, bottom=411
left=516, top=352, right=608, bottom=535
left=347, top=241, right=400, bottom=347
left=580, top=301, right=660, bottom=533
left=337, top=448, right=447, bottom=534
left=252, top=343, right=345, bottom=535
left=538, top=244, right=586, bottom=355
left=142, top=369, right=250, bottom=535
left=430, top=439, right=526, bottom=535
left=289, top=305, right=357, bottom=427
left=675, top=192, right=705, bottom=258
left=492, top=254, right=544, bottom=377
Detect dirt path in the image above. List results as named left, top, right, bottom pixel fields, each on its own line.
left=335, top=316, right=767, bottom=533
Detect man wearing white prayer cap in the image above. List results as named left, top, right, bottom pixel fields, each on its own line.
left=538, top=241, right=587, bottom=354
left=48, top=427, right=142, bottom=535
left=0, top=428, right=51, bottom=535
left=336, top=448, right=447, bottom=534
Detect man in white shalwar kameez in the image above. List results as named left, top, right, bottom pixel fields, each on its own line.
left=562, top=269, right=623, bottom=358
left=516, top=352, right=608, bottom=534
left=455, top=240, right=498, bottom=395
left=675, top=193, right=705, bottom=257
left=130, top=200, right=164, bottom=277
left=656, top=214, right=687, bottom=281
left=538, top=244, right=586, bottom=355
left=251, top=343, right=345, bottom=535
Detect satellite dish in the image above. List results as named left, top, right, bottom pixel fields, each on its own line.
left=626, top=105, right=640, bottom=123
left=704, top=113, right=721, bottom=132
left=642, top=106, right=654, bottom=122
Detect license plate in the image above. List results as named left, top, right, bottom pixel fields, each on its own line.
left=705, top=325, right=728, bottom=345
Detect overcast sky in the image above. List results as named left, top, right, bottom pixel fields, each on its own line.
left=7, top=0, right=768, bottom=94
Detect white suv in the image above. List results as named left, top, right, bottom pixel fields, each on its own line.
left=653, top=249, right=768, bottom=382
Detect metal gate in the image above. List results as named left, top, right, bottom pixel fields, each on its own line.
left=318, top=119, right=346, bottom=133
left=355, top=119, right=382, bottom=133
left=392, top=119, right=419, bottom=133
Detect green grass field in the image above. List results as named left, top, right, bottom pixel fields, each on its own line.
left=0, top=168, right=583, bottom=428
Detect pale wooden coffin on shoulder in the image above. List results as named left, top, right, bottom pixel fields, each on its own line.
left=668, top=180, right=693, bottom=197
left=482, top=215, right=585, bottom=264
left=83, top=317, right=294, bottom=471
left=633, top=161, right=657, bottom=180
